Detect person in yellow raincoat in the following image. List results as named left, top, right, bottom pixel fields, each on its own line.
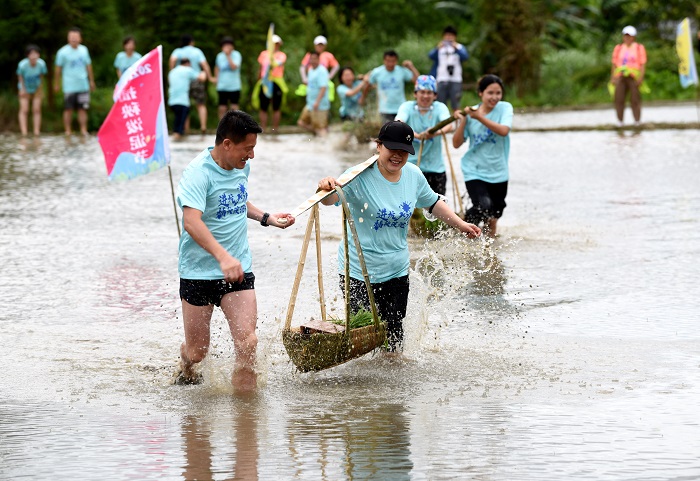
left=610, top=25, right=648, bottom=127
left=253, top=34, right=288, bottom=132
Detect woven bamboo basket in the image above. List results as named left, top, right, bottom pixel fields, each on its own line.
left=283, top=187, right=386, bottom=372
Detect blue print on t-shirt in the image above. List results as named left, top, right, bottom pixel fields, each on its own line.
left=373, top=201, right=413, bottom=230
left=216, top=184, right=248, bottom=219
left=472, top=129, right=496, bottom=148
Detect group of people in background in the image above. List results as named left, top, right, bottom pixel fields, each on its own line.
left=15, top=24, right=653, bottom=139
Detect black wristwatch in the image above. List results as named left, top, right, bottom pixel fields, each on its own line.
left=261, top=212, right=270, bottom=227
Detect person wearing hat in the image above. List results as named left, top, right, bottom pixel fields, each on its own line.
left=300, top=35, right=340, bottom=83
left=318, top=121, right=481, bottom=352
left=610, top=25, right=647, bottom=126
left=395, top=74, right=454, bottom=195
left=255, top=34, right=287, bottom=132
left=452, top=75, right=513, bottom=238
left=213, top=36, right=243, bottom=119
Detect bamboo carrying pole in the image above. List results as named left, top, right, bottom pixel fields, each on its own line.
left=314, top=204, right=327, bottom=322
left=335, top=187, right=380, bottom=329
left=427, top=105, right=478, bottom=135
left=441, top=132, right=464, bottom=216
left=283, top=189, right=380, bottom=333
left=284, top=206, right=317, bottom=330
left=167, top=165, right=181, bottom=238
left=415, top=139, right=425, bottom=168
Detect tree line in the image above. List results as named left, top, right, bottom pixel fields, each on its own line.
left=1, top=0, right=698, bottom=114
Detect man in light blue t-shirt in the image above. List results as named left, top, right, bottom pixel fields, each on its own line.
left=175, top=110, right=295, bottom=390
left=297, top=51, right=330, bottom=136
left=17, top=44, right=47, bottom=136
left=214, top=36, right=242, bottom=119
left=169, top=34, right=213, bottom=134
left=395, top=75, right=454, bottom=195
left=364, top=50, right=419, bottom=123
left=114, top=36, right=142, bottom=79
left=54, top=28, right=95, bottom=136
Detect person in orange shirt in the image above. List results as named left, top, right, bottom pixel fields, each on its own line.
left=256, top=34, right=287, bottom=132
left=610, top=25, right=647, bottom=126
left=299, top=35, right=340, bottom=83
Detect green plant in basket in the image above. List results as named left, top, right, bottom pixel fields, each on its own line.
left=330, top=309, right=382, bottom=329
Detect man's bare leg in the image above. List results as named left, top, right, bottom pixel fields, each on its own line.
left=487, top=218, right=498, bottom=238
left=220, top=290, right=258, bottom=392
left=197, top=104, right=207, bottom=133
left=32, top=93, right=42, bottom=136
left=18, top=95, right=29, bottom=136
left=272, top=110, right=281, bottom=132
left=258, top=110, right=268, bottom=131
left=297, top=117, right=312, bottom=133
left=180, top=300, right=214, bottom=381
left=78, top=109, right=88, bottom=135
left=63, top=109, right=73, bottom=135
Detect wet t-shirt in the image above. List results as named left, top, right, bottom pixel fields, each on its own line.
left=215, top=50, right=242, bottom=91
left=177, top=148, right=252, bottom=279
left=55, top=44, right=92, bottom=93
left=460, top=101, right=513, bottom=183
left=395, top=100, right=451, bottom=174
left=336, top=163, right=438, bottom=283
left=16, top=58, right=47, bottom=93
left=368, top=65, right=413, bottom=115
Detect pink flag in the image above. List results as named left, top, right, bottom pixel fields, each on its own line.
left=98, top=46, right=170, bottom=181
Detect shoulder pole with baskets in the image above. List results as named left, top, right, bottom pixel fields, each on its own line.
left=283, top=186, right=386, bottom=372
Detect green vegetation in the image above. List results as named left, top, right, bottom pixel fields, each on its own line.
left=330, top=309, right=381, bottom=330
left=1, top=0, right=698, bottom=132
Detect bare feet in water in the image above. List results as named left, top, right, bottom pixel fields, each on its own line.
left=232, top=366, right=257, bottom=394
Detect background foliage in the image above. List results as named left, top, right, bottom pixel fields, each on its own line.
left=0, top=0, right=698, bottom=131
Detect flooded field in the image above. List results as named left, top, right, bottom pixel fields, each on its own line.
left=1, top=105, right=698, bottom=480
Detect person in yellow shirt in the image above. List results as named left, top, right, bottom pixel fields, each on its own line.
left=610, top=25, right=647, bottom=126
left=255, top=35, right=287, bottom=132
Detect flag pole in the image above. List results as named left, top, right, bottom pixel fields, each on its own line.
left=168, top=165, right=181, bottom=238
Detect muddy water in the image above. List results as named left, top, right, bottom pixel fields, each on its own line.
left=1, top=107, right=699, bottom=480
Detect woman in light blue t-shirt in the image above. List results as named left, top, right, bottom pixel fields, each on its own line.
left=336, top=67, right=366, bottom=121
left=453, top=75, right=513, bottom=238
left=319, top=121, right=481, bottom=352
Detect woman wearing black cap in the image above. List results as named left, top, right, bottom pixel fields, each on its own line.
left=318, top=121, right=481, bottom=352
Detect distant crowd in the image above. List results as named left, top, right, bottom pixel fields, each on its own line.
left=15, top=26, right=472, bottom=138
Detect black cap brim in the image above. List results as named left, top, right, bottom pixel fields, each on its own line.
left=382, top=140, right=415, bottom=155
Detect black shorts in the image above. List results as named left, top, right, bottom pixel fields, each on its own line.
left=180, top=273, right=255, bottom=307
left=218, top=90, right=241, bottom=106
left=64, top=91, right=90, bottom=110
left=340, top=274, right=409, bottom=351
left=189, top=80, right=207, bottom=105
left=258, top=83, right=283, bottom=111
left=464, top=179, right=508, bottom=224
left=423, top=172, right=447, bottom=196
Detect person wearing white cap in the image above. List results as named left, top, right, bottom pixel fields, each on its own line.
left=255, top=34, right=287, bottom=132
left=610, top=25, right=647, bottom=126
left=299, top=35, right=340, bottom=84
